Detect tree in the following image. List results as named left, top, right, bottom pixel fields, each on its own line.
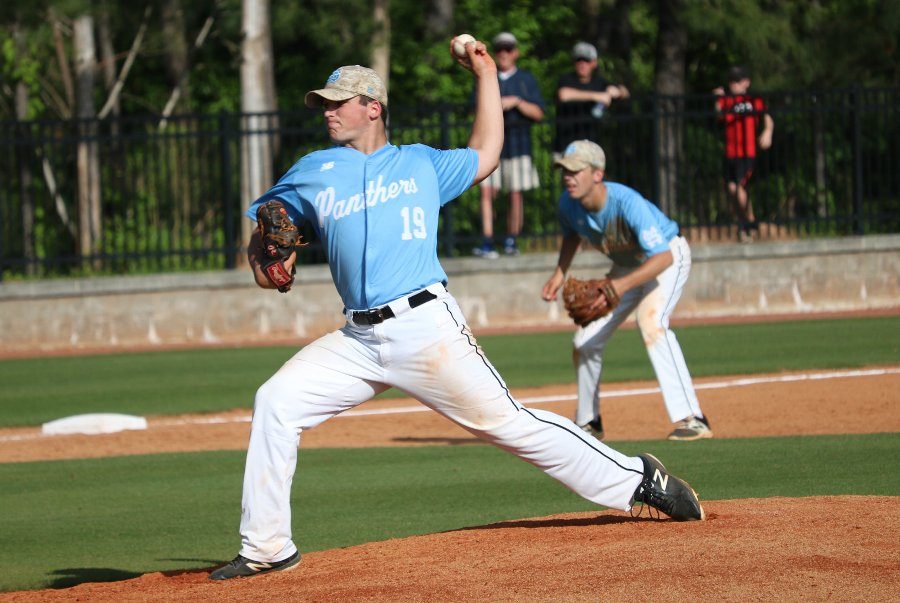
left=13, top=22, right=36, bottom=275
left=49, top=8, right=75, bottom=117
left=240, top=0, right=277, bottom=255
left=653, top=0, right=686, bottom=215
left=371, top=0, right=391, bottom=91
left=97, top=2, right=120, bottom=121
left=74, top=13, right=101, bottom=267
left=159, top=0, right=190, bottom=109
left=426, top=0, right=454, bottom=38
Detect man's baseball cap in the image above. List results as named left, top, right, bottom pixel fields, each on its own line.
left=304, top=65, right=388, bottom=108
left=572, top=42, right=598, bottom=62
left=492, top=32, right=518, bottom=50
left=727, top=65, right=749, bottom=82
left=554, top=140, right=606, bottom=171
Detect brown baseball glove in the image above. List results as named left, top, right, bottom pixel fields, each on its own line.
left=256, top=200, right=307, bottom=293
left=562, top=277, right=621, bottom=327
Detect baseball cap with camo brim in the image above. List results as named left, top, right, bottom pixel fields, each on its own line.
left=492, top=32, right=518, bottom=50
left=554, top=140, right=606, bottom=171
left=572, top=42, right=598, bottom=61
left=304, top=65, right=388, bottom=108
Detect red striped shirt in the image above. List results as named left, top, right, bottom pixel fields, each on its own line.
left=717, top=95, right=767, bottom=158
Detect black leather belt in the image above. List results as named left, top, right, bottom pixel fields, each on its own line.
left=351, top=289, right=438, bottom=326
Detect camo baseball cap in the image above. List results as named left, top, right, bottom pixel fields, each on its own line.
left=492, top=32, right=518, bottom=50
left=304, top=65, right=388, bottom=108
left=572, top=42, right=598, bottom=61
left=554, top=140, right=606, bottom=171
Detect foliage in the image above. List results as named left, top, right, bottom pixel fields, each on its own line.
left=0, top=1, right=898, bottom=278
left=0, top=35, right=44, bottom=119
left=2, top=0, right=899, bottom=121
left=390, top=0, right=578, bottom=105
left=678, top=0, right=900, bottom=92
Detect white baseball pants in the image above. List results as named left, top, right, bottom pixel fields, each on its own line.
left=573, top=236, right=704, bottom=426
left=238, top=284, right=644, bottom=563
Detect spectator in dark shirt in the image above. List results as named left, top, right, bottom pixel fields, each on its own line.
left=473, top=32, right=545, bottom=258
left=554, top=42, right=630, bottom=155
left=713, top=66, right=774, bottom=243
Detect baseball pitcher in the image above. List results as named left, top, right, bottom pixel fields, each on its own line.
left=210, top=42, right=704, bottom=582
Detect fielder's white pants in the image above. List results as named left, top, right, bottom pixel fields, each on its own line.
left=238, top=284, right=644, bottom=562
left=573, top=236, right=704, bottom=427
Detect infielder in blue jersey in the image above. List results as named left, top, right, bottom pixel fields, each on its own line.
left=542, top=140, right=713, bottom=442
left=209, top=41, right=704, bottom=581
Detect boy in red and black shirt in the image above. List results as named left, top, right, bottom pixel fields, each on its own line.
left=714, top=66, right=774, bottom=242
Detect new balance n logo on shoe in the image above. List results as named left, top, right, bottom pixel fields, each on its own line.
left=631, top=453, right=705, bottom=522
left=653, top=468, right=669, bottom=491
left=208, top=550, right=302, bottom=580
left=245, top=561, right=273, bottom=572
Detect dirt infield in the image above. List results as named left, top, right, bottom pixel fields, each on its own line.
left=1, top=368, right=898, bottom=600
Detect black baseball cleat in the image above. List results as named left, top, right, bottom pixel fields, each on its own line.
left=209, top=550, right=301, bottom=580
left=631, top=453, right=705, bottom=521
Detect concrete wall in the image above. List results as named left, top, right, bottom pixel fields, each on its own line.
left=1, top=234, right=898, bottom=355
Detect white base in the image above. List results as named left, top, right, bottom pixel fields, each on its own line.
left=42, top=413, right=148, bottom=436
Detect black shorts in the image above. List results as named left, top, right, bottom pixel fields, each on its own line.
left=724, top=157, right=756, bottom=187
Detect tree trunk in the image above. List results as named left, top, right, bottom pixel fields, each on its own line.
left=50, top=9, right=75, bottom=117
left=613, top=0, right=633, bottom=70
left=240, top=0, right=278, bottom=259
left=594, top=0, right=631, bottom=60
left=585, top=0, right=602, bottom=49
left=425, top=0, right=454, bottom=39
left=160, top=0, right=190, bottom=110
left=98, top=5, right=119, bottom=117
left=74, top=15, right=102, bottom=268
left=98, top=2, right=122, bottom=151
left=371, top=0, right=391, bottom=93
left=653, top=0, right=686, bottom=216
left=98, top=6, right=152, bottom=121
left=813, top=107, right=827, bottom=218
left=14, top=24, right=35, bottom=275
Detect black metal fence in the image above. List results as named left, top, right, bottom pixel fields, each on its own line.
left=1, top=87, right=898, bottom=279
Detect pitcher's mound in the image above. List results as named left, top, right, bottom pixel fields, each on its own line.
left=10, top=495, right=898, bottom=602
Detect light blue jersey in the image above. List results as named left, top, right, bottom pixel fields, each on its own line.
left=248, top=143, right=477, bottom=310
left=558, top=181, right=679, bottom=267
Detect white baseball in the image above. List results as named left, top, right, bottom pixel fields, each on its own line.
left=452, top=34, right=476, bottom=58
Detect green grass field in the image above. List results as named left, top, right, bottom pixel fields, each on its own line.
left=0, top=315, right=898, bottom=592
left=1, top=316, right=898, bottom=427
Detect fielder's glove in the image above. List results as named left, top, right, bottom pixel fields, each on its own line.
left=562, top=277, right=620, bottom=327
left=256, top=200, right=307, bottom=293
